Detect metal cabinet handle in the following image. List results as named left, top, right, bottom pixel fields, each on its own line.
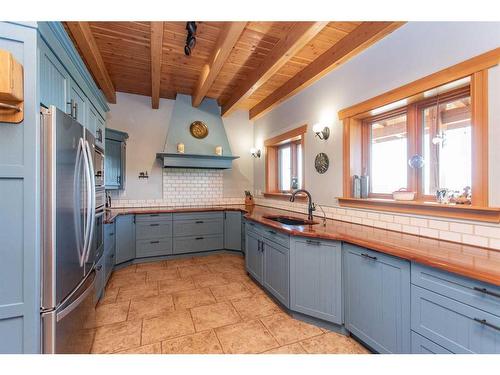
left=117, top=176, right=121, bottom=184
left=195, top=220, right=204, bottom=224
left=248, top=222, right=255, bottom=227
left=306, top=239, right=321, bottom=246
left=110, top=254, right=115, bottom=258
left=149, top=214, right=159, bottom=217
left=361, top=253, right=377, bottom=261
left=150, top=223, right=160, bottom=227
left=109, top=233, right=114, bottom=236
left=96, top=265, right=102, bottom=271
left=74, top=102, right=78, bottom=120
left=473, top=287, right=500, bottom=299
left=195, top=237, right=204, bottom=240
left=473, top=318, right=500, bottom=331
left=268, top=230, right=277, bottom=235
left=150, top=240, right=160, bottom=244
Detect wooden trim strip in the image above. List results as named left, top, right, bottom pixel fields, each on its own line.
left=337, top=197, right=500, bottom=223
left=150, top=22, right=164, bottom=109
left=65, top=22, right=116, bottom=104
left=264, top=124, right=308, bottom=147
left=192, top=22, right=247, bottom=107
left=221, top=22, right=328, bottom=117
left=338, top=47, right=500, bottom=120
left=250, top=22, right=404, bottom=120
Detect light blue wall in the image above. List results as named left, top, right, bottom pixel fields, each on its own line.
left=164, top=94, right=233, bottom=156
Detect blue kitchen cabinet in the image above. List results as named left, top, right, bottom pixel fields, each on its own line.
left=224, top=211, right=242, bottom=251
left=411, top=332, right=452, bottom=354
left=39, top=38, right=70, bottom=112
left=115, top=215, right=136, bottom=264
left=262, top=237, right=290, bottom=307
left=344, top=244, right=411, bottom=354
left=68, top=80, right=87, bottom=128
left=104, top=222, right=116, bottom=283
left=172, top=212, right=223, bottom=254
left=86, top=103, right=97, bottom=140
left=245, top=229, right=263, bottom=283
left=94, top=255, right=105, bottom=304
left=105, top=129, right=128, bottom=190
left=96, top=114, right=105, bottom=150
left=290, top=238, right=342, bottom=324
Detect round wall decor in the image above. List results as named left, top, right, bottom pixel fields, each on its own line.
left=189, top=121, right=209, bottom=139
left=314, top=152, right=329, bottom=174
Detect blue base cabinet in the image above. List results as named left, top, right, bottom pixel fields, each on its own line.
left=344, top=244, right=411, bottom=354
left=290, top=238, right=342, bottom=324
left=411, top=332, right=452, bottom=354
left=262, top=238, right=290, bottom=307
left=245, top=226, right=263, bottom=283
left=115, top=215, right=136, bottom=264
left=224, top=211, right=242, bottom=251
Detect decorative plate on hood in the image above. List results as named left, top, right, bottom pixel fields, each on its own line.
left=189, top=121, right=209, bottom=139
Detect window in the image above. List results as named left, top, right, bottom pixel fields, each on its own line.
left=264, top=125, right=307, bottom=196
left=361, top=86, right=472, bottom=200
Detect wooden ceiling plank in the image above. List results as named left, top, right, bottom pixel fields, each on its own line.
left=221, top=22, right=328, bottom=117
left=192, top=22, right=247, bottom=107
left=66, top=22, right=117, bottom=103
left=150, top=22, right=164, bottom=109
left=249, top=22, right=405, bottom=120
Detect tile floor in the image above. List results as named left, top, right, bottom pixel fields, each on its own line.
left=91, top=253, right=370, bottom=354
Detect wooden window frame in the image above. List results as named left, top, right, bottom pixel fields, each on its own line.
left=338, top=48, right=500, bottom=222
left=264, top=124, right=307, bottom=199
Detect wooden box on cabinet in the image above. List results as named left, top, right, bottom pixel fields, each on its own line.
left=0, top=49, right=23, bottom=123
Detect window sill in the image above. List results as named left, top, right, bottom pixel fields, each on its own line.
left=337, top=197, right=500, bottom=223
left=263, top=192, right=307, bottom=201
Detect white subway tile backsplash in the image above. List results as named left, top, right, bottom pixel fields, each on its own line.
left=428, top=219, right=449, bottom=231
left=439, top=231, right=462, bottom=242
left=393, top=216, right=410, bottom=225
left=475, top=225, right=500, bottom=239
left=410, top=217, right=428, bottom=228
left=449, top=222, right=474, bottom=234
left=419, top=227, right=439, bottom=239
left=462, top=234, right=489, bottom=247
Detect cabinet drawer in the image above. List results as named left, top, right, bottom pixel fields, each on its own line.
left=136, top=237, right=173, bottom=258
left=173, top=234, right=223, bottom=254
left=173, top=219, right=223, bottom=237
left=136, top=221, right=173, bottom=239
left=411, top=331, right=452, bottom=354
left=135, top=213, right=172, bottom=223
left=262, top=227, right=289, bottom=248
left=411, top=285, right=500, bottom=353
left=411, top=262, right=500, bottom=318
left=173, top=211, right=223, bottom=221
left=245, top=220, right=264, bottom=237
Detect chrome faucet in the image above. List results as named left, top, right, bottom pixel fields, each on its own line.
left=290, top=189, right=315, bottom=221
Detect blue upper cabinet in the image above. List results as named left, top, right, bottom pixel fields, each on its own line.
left=344, top=243, right=411, bottom=354
left=39, top=38, right=70, bottom=112
left=68, top=80, right=87, bottom=126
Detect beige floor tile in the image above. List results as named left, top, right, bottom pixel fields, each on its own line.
left=116, top=282, right=159, bottom=302
left=94, top=301, right=130, bottom=327
left=218, top=254, right=244, bottom=264
left=242, top=280, right=266, bottom=295
left=231, top=294, right=282, bottom=320
left=107, top=271, right=146, bottom=289
left=142, top=309, right=195, bottom=345
left=136, top=261, right=167, bottom=272
left=215, top=320, right=279, bottom=354
left=162, top=330, right=223, bottom=354
left=112, top=265, right=137, bottom=276
left=210, top=282, right=253, bottom=302
left=115, top=342, right=162, bottom=354
left=193, top=254, right=223, bottom=264
left=177, top=264, right=212, bottom=278
left=260, top=313, right=323, bottom=345
left=191, top=273, right=229, bottom=288
left=166, top=257, right=198, bottom=268
left=206, top=263, right=242, bottom=274
left=146, top=268, right=180, bottom=282
left=91, top=320, right=142, bottom=353
left=159, top=278, right=197, bottom=295
left=127, top=295, right=175, bottom=321
left=263, top=343, right=307, bottom=354
left=172, top=287, right=216, bottom=309
left=300, top=332, right=370, bottom=354
left=190, top=302, right=241, bottom=331
left=221, top=272, right=251, bottom=283
left=98, top=288, right=119, bottom=305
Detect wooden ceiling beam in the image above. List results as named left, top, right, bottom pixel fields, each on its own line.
left=150, top=22, right=164, bottom=109
left=249, top=22, right=405, bottom=120
left=221, top=22, right=328, bottom=117
left=192, top=22, right=247, bottom=107
left=65, top=22, right=116, bottom=104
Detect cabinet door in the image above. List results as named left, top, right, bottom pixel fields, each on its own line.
left=68, top=80, right=87, bottom=126
left=105, top=139, right=122, bottom=189
left=95, top=115, right=105, bottom=150
left=115, top=215, right=136, bottom=264
left=95, top=255, right=105, bottom=304
left=344, top=244, right=411, bottom=354
left=224, top=211, right=242, bottom=251
left=86, top=103, right=97, bottom=137
left=263, top=239, right=289, bottom=307
left=104, top=223, right=115, bottom=282
left=39, top=40, right=70, bottom=111
left=245, top=231, right=263, bottom=283
left=411, top=332, right=452, bottom=354
left=290, top=239, right=342, bottom=324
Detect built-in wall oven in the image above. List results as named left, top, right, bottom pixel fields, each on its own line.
left=94, top=147, right=104, bottom=188
left=93, top=146, right=106, bottom=264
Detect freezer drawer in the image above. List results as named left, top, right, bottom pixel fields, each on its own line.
left=42, top=270, right=97, bottom=354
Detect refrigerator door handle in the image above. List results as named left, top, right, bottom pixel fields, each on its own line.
left=73, top=138, right=85, bottom=266
left=81, top=139, right=92, bottom=267
left=56, top=271, right=96, bottom=322
left=84, top=140, right=96, bottom=263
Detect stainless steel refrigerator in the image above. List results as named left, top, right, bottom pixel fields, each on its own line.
left=40, top=106, right=97, bottom=354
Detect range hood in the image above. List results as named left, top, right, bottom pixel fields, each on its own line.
left=156, top=94, right=239, bottom=169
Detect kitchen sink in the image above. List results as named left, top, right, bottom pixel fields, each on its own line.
left=263, top=215, right=318, bottom=226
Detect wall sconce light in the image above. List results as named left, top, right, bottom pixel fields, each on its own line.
left=250, top=147, right=261, bottom=158
left=138, top=171, right=149, bottom=179
left=313, top=123, right=330, bottom=141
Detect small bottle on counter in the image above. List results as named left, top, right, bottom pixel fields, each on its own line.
left=360, top=175, right=369, bottom=198
left=352, top=175, right=361, bottom=198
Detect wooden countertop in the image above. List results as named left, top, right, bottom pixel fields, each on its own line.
left=105, top=204, right=500, bottom=286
